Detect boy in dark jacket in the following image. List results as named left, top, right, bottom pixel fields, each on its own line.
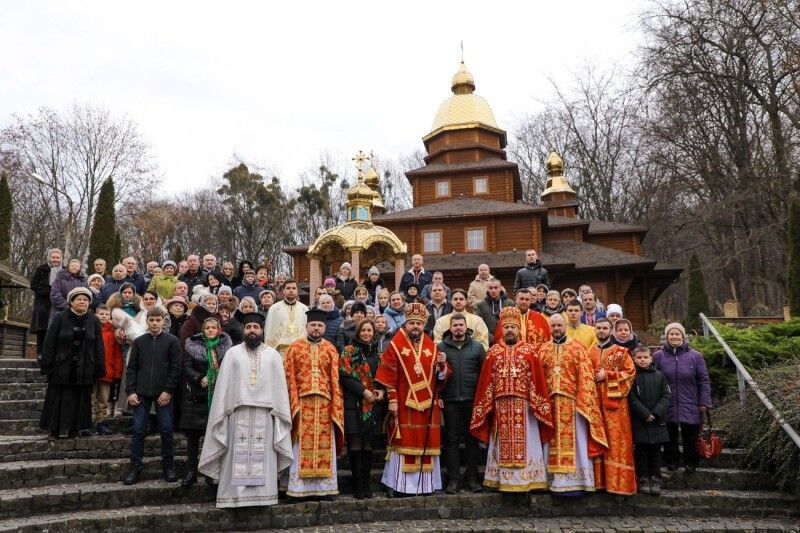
left=122, top=308, right=182, bottom=486
left=628, top=345, right=671, bottom=495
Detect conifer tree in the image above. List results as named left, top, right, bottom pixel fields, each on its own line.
left=88, top=178, right=116, bottom=265
left=113, top=230, right=122, bottom=265
left=172, top=244, right=184, bottom=263
left=788, top=198, right=800, bottom=317
left=0, top=174, right=12, bottom=260
left=686, top=253, right=711, bottom=331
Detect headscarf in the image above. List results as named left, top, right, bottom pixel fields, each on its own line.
left=201, top=317, right=222, bottom=409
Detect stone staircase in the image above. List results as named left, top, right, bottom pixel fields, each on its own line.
left=0, top=358, right=797, bottom=532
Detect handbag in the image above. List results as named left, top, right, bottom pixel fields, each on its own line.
left=695, top=410, right=722, bottom=459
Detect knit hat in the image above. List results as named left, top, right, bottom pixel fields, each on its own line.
left=368, top=266, right=380, bottom=277
left=664, top=322, right=686, bottom=338
left=162, top=260, right=177, bottom=270
left=324, top=277, right=336, bottom=287
left=606, top=304, right=623, bottom=316
left=218, top=285, right=232, bottom=295
left=87, top=273, right=105, bottom=286
left=67, top=287, right=92, bottom=303
left=340, top=262, right=352, bottom=272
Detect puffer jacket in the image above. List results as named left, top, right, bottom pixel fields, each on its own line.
left=384, top=305, right=406, bottom=333
left=148, top=274, right=178, bottom=301
left=233, top=279, right=264, bottom=302
left=628, top=364, right=671, bottom=444
left=512, top=260, right=550, bottom=294
left=49, top=269, right=87, bottom=317
left=653, top=342, right=712, bottom=425
left=438, top=330, right=486, bottom=402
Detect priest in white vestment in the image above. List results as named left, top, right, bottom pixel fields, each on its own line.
left=199, top=313, right=293, bottom=508
left=263, top=280, right=308, bottom=356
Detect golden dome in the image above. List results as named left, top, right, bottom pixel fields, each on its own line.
left=364, top=165, right=380, bottom=190
left=307, top=222, right=407, bottom=257
left=347, top=179, right=374, bottom=205
left=424, top=61, right=503, bottom=142
left=541, top=150, right=576, bottom=199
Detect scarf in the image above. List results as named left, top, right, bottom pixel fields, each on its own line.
left=49, top=265, right=60, bottom=284
left=339, top=343, right=375, bottom=422
left=203, top=334, right=222, bottom=409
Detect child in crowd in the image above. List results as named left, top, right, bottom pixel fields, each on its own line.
left=533, top=284, right=548, bottom=312
left=94, top=305, right=123, bottom=435
left=628, top=344, right=671, bottom=495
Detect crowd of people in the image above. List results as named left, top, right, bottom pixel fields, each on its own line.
left=31, top=247, right=713, bottom=507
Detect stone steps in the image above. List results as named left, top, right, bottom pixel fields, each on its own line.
left=0, top=369, right=46, bottom=384
left=0, top=400, right=44, bottom=420
left=0, top=359, right=37, bottom=369
left=0, top=383, right=47, bottom=401
left=0, top=434, right=188, bottom=462
left=0, top=489, right=797, bottom=532
left=0, top=416, right=134, bottom=436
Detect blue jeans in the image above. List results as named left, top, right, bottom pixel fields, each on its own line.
left=130, top=395, right=174, bottom=466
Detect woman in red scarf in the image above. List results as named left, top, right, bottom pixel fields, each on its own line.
left=338, top=319, right=386, bottom=499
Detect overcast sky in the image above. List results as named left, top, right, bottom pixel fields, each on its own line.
left=1, top=1, right=645, bottom=194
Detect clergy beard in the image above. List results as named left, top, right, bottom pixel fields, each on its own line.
left=407, top=331, right=422, bottom=342
left=504, top=335, right=517, bottom=345
left=245, top=334, right=261, bottom=349
left=552, top=333, right=566, bottom=344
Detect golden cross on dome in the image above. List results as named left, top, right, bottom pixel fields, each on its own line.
left=352, top=150, right=371, bottom=174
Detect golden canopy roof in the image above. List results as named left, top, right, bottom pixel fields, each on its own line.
left=541, top=150, right=576, bottom=198
left=423, top=61, right=505, bottom=142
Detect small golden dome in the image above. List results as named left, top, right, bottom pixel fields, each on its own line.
left=347, top=179, right=374, bottom=204
left=451, top=61, right=476, bottom=94
left=364, top=165, right=380, bottom=190
left=541, top=150, right=576, bottom=199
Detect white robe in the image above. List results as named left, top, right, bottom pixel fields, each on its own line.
left=263, top=300, right=308, bottom=355
left=198, top=343, right=293, bottom=508
left=545, top=413, right=596, bottom=493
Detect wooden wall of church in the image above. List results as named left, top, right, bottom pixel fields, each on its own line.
left=585, top=234, right=639, bottom=255
left=410, top=170, right=515, bottom=206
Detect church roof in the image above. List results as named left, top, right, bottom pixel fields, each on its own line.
left=547, top=215, right=648, bottom=235
left=423, top=61, right=506, bottom=145
left=405, top=157, right=517, bottom=177
left=373, top=197, right=545, bottom=223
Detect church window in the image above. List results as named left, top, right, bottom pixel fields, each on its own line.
left=435, top=179, right=450, bottom=198
left=473, top=177, right=488, bottom=194
left=422, top=230, right=442, bottom=254
left=466, top=227, right=486, bottom=252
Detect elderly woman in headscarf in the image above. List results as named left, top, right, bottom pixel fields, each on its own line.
left=39, top=287, right=105, bottom=439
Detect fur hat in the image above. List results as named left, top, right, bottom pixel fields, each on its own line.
left=67, top=287, right=92, bottom=303
left=404, top=302, right=428, bottom=322
left=664, top=322, right=686, bottom=338
left=162, top=260, right=177, bottom=270
left=606, top=304, right=623, bottom=316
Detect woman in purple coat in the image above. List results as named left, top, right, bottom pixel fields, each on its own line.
left=653, top=322, right=712, bottom=473
left=50, top=259, right=87, bottom=319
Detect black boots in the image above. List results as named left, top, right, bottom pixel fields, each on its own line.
left=181, top=466, right=197, bottom=487
left=123, top=463, right=143, bottom=485
left=96, top=422, right=113, bottom=436
left=163, top=462, right=178, bottom=482
left=361, top=450, right=373, bottom=499
left=349, top=451, right=364, bottom=499
left=444, top=446, right=461, bottom=494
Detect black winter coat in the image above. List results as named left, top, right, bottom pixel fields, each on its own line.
left=222, top=318, right=244, bottom=345
left=125, top=331, right=182, bottom=398
left=512, top=261, right=550, bottom=294
left=180, top=332, right=232, bottom=430
left=29, top=263, right=57, bottom=333
left=335, top=276, right=358, bottom=301
left=179, top=306, right=220, bottom=354
left=628, top=364, right=671, bottom=444
left=41, top=310, right=105, bottom=385
left=425, top=302, right=453, bottom=337
left=438, top=331, right=486, bottom=402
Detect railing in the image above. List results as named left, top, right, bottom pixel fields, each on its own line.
left=700, top=313, right=800, bottom=449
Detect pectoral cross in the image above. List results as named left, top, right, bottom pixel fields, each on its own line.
left=249, top=372, right=257, bottom=386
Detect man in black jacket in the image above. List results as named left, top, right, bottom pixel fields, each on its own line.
left=424, top=282, right=453, bottom=337
left=475, top=278, right=514, bottom=344
left=123, top=308, right=182, bottom=485
left=438, top=314, right=486, bottom=494
left=512, top=249, right=550, bottom=294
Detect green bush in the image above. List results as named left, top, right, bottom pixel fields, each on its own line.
left=690, top=319, right=800, bottom=400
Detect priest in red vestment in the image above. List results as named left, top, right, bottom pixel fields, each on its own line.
left=492, top=288, right=551, bottom=350
left=375, top=302, right=451, bottom=495
left=471, top=307, right=553, bottom=492
left=589, top=318, right=637, bottom=495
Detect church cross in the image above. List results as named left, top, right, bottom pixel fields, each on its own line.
left=239, top=434, right=247, bottom=444
left=352, top=150, right=371, bottom=174
left=510, top=365, right=520, bottom=379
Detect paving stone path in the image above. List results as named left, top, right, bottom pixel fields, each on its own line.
left=0, top=356, right=797, bottom=532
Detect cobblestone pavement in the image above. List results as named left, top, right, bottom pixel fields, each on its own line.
left=280, top=515, right=800, bottom=532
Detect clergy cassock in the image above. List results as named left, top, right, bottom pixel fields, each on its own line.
left=565, top=322, right=597, bottom=350
left=198, top=342, right=293, bottom=508
left=471, top=308, right=554, bottom=492
left=282, top=333, right=344, bottom=497
left=492, top=309, right=551, bottom=349
left=432, top=310, right=489, bottom=350
left=264, top=300, right=308, bottom=355
left=375, top=303, right=451, bottom=495
left=589, top=342, right=637, bottom=495
left=539, top=337, right=608, bottom=493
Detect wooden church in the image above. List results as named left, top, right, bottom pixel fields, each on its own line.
left=285, top=61, right=681, bottom=329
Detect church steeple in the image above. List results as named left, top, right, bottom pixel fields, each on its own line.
left=541, top=150, right=578, bottom=217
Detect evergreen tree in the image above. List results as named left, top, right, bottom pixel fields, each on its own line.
left=788, top=197, right=800, bottom=316
left=686, top=253, right=711, bottom=331
left=171, top=243, right=184, bottom=263
left=113, top=230, right=122, bottom=265
left=0, top=173, right=11, bottom=260
left=88, top=178, right=116, bottom=265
